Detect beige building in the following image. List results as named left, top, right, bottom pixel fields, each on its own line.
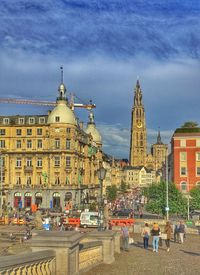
left=0, top=80, right=102, bottom=210
left=123, top=166, right=156, bottom=188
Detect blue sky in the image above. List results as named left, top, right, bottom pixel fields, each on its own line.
left=0, top=0, right=200, bottom=158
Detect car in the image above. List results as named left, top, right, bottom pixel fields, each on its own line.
left=112, top=209, right=132, bottom=217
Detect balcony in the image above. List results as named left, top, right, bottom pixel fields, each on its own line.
left=24, top=166, right=33, bottom=173
left=65, top=166, right=72, bottom=172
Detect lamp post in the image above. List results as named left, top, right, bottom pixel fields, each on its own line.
left=97, top=166, right=106, bottom=231
left=165, top=149, right=169, bottom=220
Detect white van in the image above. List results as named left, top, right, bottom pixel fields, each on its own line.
left=80, top=211, right=99, bottom=228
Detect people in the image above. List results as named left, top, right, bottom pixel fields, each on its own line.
left=178, top=221, right=186, bottom=244
left=173, top=221, right=180, bottom=243
left=141, top=223, right=150, bottom=249
left=151, top=223, right=160, bottom=253
left=121, top=223, right=129, bottom=251
left=164, top=221, right=173, bottom=252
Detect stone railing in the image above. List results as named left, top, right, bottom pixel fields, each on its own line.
left=0, top=250, right=56, bottom=275
left=0, top=230, right=121, bottom=275
left=79, top=241, right=103, bottom=272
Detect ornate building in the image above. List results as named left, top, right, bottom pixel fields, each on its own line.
left=129, top=80, right=147, bottom=167
left=0, top=77, right=102, bottom=210
left=129, top=80, right=168, bottom=183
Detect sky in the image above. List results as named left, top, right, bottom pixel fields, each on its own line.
left=0, top=0, right=200, bottom=158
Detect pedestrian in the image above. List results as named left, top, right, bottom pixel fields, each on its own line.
left=108, top=220, right=112, bottom=230
left=164, top=221, right=173, bottom=252
left=121, top=223, right=129, bottom=251
left=178, top=221, right=186, bottom=244
left=173, top=221, right=180, bottom=243
left=141, top=223, right=150, bottom=249
left=151, top=223, right=161, bottom=253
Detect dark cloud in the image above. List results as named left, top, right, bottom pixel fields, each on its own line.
left=0, top=1, right=199, bottom=158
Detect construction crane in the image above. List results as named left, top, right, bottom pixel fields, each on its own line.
left=0, top=96, right=96, bottom=110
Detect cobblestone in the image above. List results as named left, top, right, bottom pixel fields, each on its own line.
left=84, top=234, right=200, bottom=275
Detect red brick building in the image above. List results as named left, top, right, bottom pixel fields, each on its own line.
left=171, top=127, right=200, bottom=192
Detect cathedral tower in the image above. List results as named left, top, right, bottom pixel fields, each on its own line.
left=129, top=80, right=147, bottom=166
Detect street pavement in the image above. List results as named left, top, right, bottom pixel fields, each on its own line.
left=85, top=233, right=200, bottom=275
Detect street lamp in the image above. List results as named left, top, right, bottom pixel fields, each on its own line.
left=165, top=149, right=169, bottom=220
left=97, top=166, right=106, bottom=231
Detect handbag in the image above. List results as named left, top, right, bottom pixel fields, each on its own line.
left=161, top=233, right=167, bottom=240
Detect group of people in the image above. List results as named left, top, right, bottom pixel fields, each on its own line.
left=121, top=220, right=186, bottom=253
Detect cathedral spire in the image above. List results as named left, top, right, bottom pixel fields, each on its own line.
left=157, top=127, right=163, bottom=144
left=134, top=79, right=143, bottom=106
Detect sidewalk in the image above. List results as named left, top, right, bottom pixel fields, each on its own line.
left=84, top=234, right=200, bottom=275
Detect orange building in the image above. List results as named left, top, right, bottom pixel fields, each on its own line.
left=171, top=127, right=200, bottom=192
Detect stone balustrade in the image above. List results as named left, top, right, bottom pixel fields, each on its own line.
left=0, top=250, right=56, bottom=275
left=0, top=230, right=121, bottom=275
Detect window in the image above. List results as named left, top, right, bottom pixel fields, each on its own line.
left=196, top=182, right=200, bottom=186
left=37, top=174, right=42, bottom=185
left=16, top=129, right=22, bottom=136
left=197, top=167, right=200, bottom=176
left=180, top=152, right=187, bottom=161
left=26, top=176, right=31, bottom=185
left=16, top=140, right=21, bottom=149
left=37, top=158, right=42, bottom=167
left=54, top=156, right=60, bottom=167
left=196, top=140, right=200, bottom=147
left=18, top=118, right=24, bottom=124
left=0, top=129, right=5, bottom=135
left=66, top=128, right=71, bottom=133
left=39, top=117, right=45, bottom=124
left=55, top=176, right=60, bottom=185
left=27, top=129, right=32, bottom=135
left=37, top=139, right=43, bottom=149
left=16, top=175, right=21, bottom=185
left=66, top=156, right=71, bottom=166
left=27, top=140, right=32, bottom=149
left=55, top=116, right=60, bottom=122
left=181, top=182, right=187, bottom=192
left=16, top=158, right=22, bottom=167
left=55, top=138, right=60, bottom=149
left=196, top=152, right=200, bottom=161
left=0, top=157, right=5, bottom=167
left=66, top=139, right=71, bottom=149
left=0, top=140, right=5, bottom=148
left=29, top=117, right=35, bottom=124
left=3, top=118, right=9, bottom=124
left=26, top=158, right=32, bottom=167
left=180, top=139, right=186, bottom=147
left=180, top=167, right=187, bottom=176
left=37, top=128, right=42, bottom=135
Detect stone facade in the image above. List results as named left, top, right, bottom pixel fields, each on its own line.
left=0, top=79, right=102, bottom=210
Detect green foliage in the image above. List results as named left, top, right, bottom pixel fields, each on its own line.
left=190, top=186, right=200, bottom=210
left=145, top=182, right=187, bottom=217
left=89, top=202, right=98, bottom=211
left=106, top=185, right=117, bottom=202
left=119, top=181, right=127, bottom=193
left=181, top=121, right=199, bottom=128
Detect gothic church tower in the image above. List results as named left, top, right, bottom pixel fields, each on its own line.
left=129, top=80, right=147, bottom=166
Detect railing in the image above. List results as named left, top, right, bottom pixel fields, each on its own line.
left=0, top=250, right=56, bottom=275
left=79, top=241, right=103, bottom=272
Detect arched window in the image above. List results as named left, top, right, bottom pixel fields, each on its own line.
left=181, top=182, right=187, bottom=192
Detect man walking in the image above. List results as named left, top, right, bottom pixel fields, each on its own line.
left=178, top=221, right=186, bottom=244
left=121, top=223, right=129, bottom=251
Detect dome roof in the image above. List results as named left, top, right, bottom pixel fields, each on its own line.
left=47, top=100, right=77, bottom=125
left=85, top=123, right=102, bottom=144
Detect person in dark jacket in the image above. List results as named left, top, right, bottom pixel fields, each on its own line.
left=151, top=223, right=160, bottom=253
left=164, top=221, right=173, bottom=252
left=178, top=221, right=186, bottom=244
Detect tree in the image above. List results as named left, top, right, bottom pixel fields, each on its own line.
left=145, top=182, right=187, bottom=217
left=181, top=121, right=199, bottom=128
left=190, top=186, right=200, bottom=210
left=119, top=181, right=127, bottom=193
left=106, top=185, right=117, bottom=202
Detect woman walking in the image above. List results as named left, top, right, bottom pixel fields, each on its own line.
left=141, top=223, right=150, bottom=249
left=164, top=221, right=173, bottom=252
left=151, top=223, right=160, bottom=253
